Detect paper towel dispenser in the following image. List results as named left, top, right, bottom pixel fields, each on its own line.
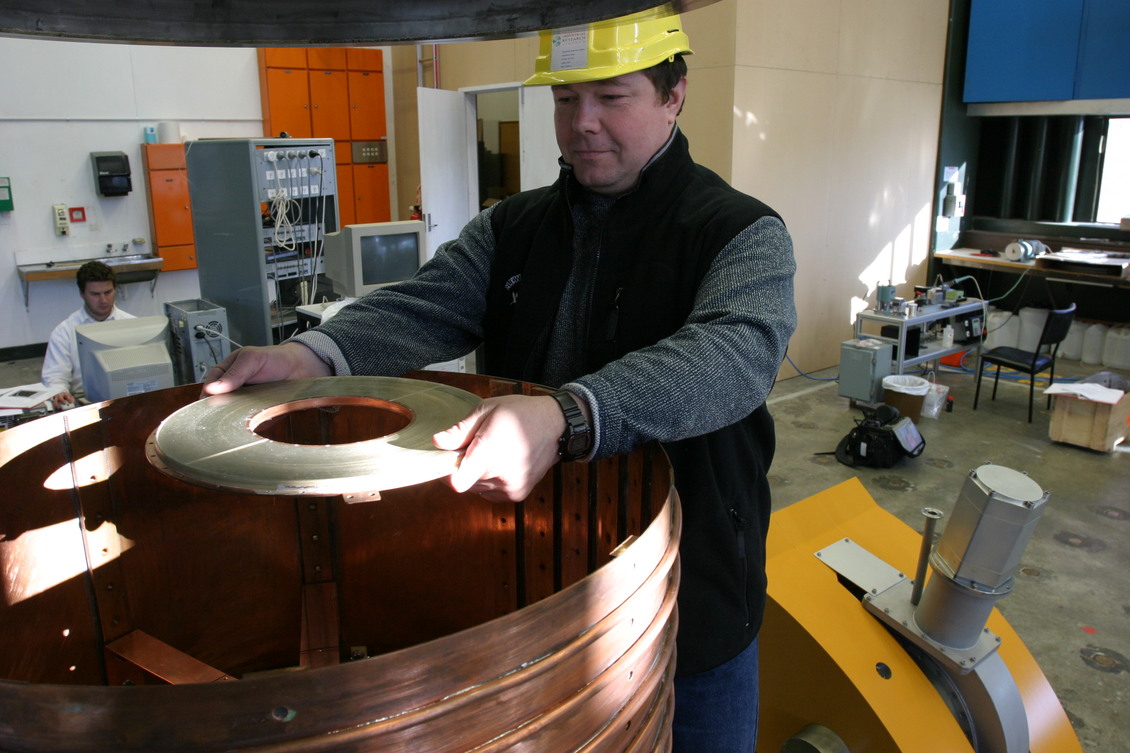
left=91, top=151, right=132, bottom=196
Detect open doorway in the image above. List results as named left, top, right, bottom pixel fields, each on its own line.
left=475, top=90, right=521, bottom=209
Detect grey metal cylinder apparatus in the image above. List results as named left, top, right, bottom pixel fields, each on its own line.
left=914, top=464, right=1048, bottom=650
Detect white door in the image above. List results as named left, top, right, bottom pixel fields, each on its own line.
left=519, top=84, right=560, bottom=190
left=417, top=87, right=478, bottom=260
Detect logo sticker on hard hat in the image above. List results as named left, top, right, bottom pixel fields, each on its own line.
left=551, top=28, right=588, bottom=71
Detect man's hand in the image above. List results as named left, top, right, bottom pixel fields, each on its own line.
left=51, top=390, right=76, bottom=410
left=433, top=394, right=569, bottom=503
left=201, top=341, right=332, bottom=396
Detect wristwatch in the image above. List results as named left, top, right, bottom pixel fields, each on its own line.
left=549, top=391, right=592, bottom=461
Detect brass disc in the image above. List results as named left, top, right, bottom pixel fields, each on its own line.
left=146, top=376, right=480, bottom=496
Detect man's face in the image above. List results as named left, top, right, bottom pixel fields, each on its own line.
left=552, top=71, right=686, bottom=197
left=81, top=280, right=116, bottom=321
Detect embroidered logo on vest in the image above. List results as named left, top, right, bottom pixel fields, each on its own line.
left=504, top=273, right=522, bottom=305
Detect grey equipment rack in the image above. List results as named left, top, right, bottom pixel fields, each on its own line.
left=185, top=138, right=339, bottom=347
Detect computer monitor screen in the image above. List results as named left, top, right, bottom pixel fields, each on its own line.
left=323, top=220, right=427, bottom=298
left=75, top=315, right=176, bottom=403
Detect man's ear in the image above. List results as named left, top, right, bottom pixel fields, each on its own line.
left=667, top=76, right=688, bottom=119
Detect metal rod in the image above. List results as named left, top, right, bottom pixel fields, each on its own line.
left=911, top=507, right=945, bottom=606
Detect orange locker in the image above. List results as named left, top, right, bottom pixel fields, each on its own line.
left=353, top=163, right=391, bottom=224
left=309, top=69, right=351, bottom=141
left=346, top=48, right=383, bottom=72
left=336, top=164, right=357, bottom=227
left=142, top=144, right=197, bottom=271
left=262, top=68, right=311, bottom=138
left=347, top=70, right=386, bottom=141
left=261, top=48, right=307, bottom=68
left=307, top=47, right=347, bottom=70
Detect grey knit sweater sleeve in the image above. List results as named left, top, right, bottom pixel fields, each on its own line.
left=564, top=215, right=796, bottom=459
left=290, top=205, right=499, bottom=376
left=294, top=210, right=796, bottom=463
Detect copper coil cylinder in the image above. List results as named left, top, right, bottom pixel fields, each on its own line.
left=0, top=371, right=680, bottom=752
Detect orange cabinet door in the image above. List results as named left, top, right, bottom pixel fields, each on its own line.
left=336, top=164, right=356, bottom=228
left=143, top=143, right=186, bottom=171
left=264, top=68, right=311, bottom=138
left=261, top=48, right=307, bottom=69
left=159, top=244, right=198, bottom=272
left=353, top=163, right=390, bottom=223
left=150, top=170, right=195, bottom=248
left=309, top=69, right=351, bottom=141
left=348, top=70, right=386, bottom=141
left=308, top=47, right=347, bottom=70
left=346, top=48, right=382, bottom=71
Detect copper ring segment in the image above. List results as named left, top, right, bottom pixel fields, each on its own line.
left=0, top=371, right=681, bottom=753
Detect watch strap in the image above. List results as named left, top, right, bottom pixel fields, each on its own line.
left=549, top=391, right=592, bottom=461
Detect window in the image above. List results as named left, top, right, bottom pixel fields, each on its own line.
left=972, top=115, right=1127, bottom=226
left=1096, top=117, right=1129, bottom=224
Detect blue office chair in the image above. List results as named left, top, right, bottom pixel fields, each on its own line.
left=973, top=303, right=1076, bottom=423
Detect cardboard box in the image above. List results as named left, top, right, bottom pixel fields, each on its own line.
left=1049, top=392, right=1130, bottom=452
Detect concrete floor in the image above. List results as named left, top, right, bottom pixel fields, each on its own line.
left=1, top=353, right=1126, bottom=752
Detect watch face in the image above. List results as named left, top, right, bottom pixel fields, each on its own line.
left=566, top=433, right=590, bottom=455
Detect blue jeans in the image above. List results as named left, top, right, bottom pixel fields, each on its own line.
left=672, top=637, right=759, bottom=753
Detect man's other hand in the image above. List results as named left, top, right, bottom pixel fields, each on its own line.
left=432, top=394, right=569, bottom=503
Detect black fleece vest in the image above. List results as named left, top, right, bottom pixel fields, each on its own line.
left=482, top=131, right=780, bottom=675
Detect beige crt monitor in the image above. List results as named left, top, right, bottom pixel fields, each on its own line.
left=322, top=220, right=427, bottom=298
left=75, top=315, right=176, bottom=403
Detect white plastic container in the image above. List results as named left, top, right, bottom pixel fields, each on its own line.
left=985, top=309, right=1020, bottom=350
left=1060, top=320, right=1087, bottom=360
left=1081, top=323, right=1109, bottom=365
left=1102, top=326, right=1130, bottom=370
left=1017, top=307, right=1049, bottom=352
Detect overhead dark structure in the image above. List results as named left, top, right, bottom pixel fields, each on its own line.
left=0, top=0, right=721, bottom=46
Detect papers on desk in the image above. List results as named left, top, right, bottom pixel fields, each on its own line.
left=1044, top=382, right=1125, bottom=405
left=0, top=383, right=60, bottom=410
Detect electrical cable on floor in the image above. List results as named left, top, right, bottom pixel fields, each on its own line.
left=783, top=352, right=837, bottom=381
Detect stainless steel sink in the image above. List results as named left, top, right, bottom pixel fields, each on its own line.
left=103, top=253, right=161, bottom=266
left=23, top=253, right=160, bottom=271
left=16, top=254, right=165, bottom=308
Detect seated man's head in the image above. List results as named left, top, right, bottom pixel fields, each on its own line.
left=76, top=261, right=119, bottom=321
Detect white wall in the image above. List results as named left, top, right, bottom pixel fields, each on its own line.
left=0, top=38, right=264, bottom=350
left=679, top=0, right=948, bottom=373
left=730, top=0, right=947, bottom=372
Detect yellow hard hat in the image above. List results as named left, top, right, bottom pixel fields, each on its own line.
left=524, top=4, right=693, bottom=86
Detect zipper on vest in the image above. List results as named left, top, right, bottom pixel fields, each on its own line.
left=730, top=507, right=752, bottom=627
left=730, top=507, right=747, bottom=559
left=605, top=287, right=624, bottom=341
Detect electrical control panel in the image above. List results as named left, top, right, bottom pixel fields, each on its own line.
left=186, top=138, right=339, bottom=347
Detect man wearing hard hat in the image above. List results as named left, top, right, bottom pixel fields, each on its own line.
left=205, top=5, right=796, bottom=750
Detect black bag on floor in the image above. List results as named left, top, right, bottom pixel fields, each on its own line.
left=834, top=405, right=925, bottom=468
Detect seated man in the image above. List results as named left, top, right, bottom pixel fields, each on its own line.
left=41, top=261, right=134, bottom=409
